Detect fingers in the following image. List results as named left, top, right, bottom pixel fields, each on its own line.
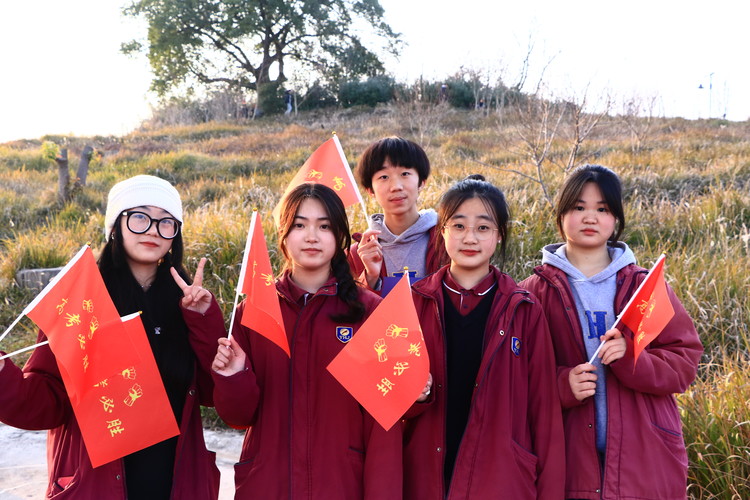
left=193, top=257, right=206, bottom=288
left=416, top=372, right=433, bottom=403
left=361, top=229, right=381, bottom=243
left=569, top=363, right=598, bottom=401
left=170, top=266, right=188, bottom=290
left=600, top=327, right=623, bottom=342
left=599, top=336, right=627, bottom=365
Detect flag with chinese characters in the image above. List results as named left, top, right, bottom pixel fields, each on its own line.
left=23, top=245, right=140, bottom=400
left=238, top=210, right=289, bottom=356
left=70, top=313, right=179, bottom=467
left=272, top=135, right=363, bottom=225
left=327, top=273, right=429, bottom=430
left=619, top=254, right=675, bottom=366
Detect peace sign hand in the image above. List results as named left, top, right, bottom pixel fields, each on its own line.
left=171, top=257, right=212, bottom=314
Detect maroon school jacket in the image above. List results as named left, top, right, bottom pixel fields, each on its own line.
left=520, top=263, right=702, bottom=500
left=0, top=299, right=225, bottom=499
left=404, top=266, right=565, bottom=500
left=211, top=273, right=403, bottom=499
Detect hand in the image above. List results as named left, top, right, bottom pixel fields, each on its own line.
left=416, top=372, right=433, bottom=403
left=356, top=229, right=383, bottom=288
left=171, top=257, right=212, bottom=314
left=212, top=337, right=246, bottom=376
left=598, top=327, right=626, bottom=365
left=569, top=363, right=597, bottom=401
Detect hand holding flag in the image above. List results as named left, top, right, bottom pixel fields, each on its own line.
left=229, top=210, right=289, bottom=356
left=588, top=254, right=675, bottom=367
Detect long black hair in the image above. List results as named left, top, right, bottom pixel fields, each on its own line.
left=277, top=183, right=365, bottom=323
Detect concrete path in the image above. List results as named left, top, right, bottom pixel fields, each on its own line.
left=0, top=423, right=243, bottom=499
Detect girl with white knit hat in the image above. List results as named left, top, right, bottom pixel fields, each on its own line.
left=0, top=174, right=226, bottom=499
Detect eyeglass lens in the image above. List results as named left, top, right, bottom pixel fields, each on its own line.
left=126, top=211, right=180, bottom=239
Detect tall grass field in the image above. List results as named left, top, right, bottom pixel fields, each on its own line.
left=1, top=106, right=748, bottom=498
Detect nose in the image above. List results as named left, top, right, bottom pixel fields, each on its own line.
left=304, top=226, right=319, bottom=241
left=389, top=177, right=404, bottom=191
left=462, top=227, right=479, bottom=243
left=145, top=220, right=160, bottom=236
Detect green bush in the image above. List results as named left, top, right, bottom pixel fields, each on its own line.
left=338, top=76, right=395, bottom=108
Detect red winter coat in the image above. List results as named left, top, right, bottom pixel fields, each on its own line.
left=520, top=263, right=703, bottom=500
left=211, top=273, right=403, bottom=499
left=348, top=225, right=448, bottom=293
left=404, top=266, right=565, bottom=500
left=0, top=299, right=225, bottom=499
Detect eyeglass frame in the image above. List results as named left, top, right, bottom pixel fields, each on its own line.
left=121, top=210, right=182, bottom=239
left=442, top=223, right=499, bottom=241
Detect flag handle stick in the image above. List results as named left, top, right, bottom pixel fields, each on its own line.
left=0, top=312, right=26, bottom=344
left=228, top=211, right=257, bottom=341
left=0, top=340, right=49, bottom=361
left=586, top=254, right=666, bottom=365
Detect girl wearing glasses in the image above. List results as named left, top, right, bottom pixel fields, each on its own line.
left=520, top=165, right=702, bottom=499
left=403, top=174, right=565, bottom=499
left=0, top=175, right=226, bottom=499
left=210, top=183, right=402, bottom=499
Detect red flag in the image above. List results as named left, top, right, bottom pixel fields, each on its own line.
left=71, top=313, right=179, bottom=467
left=24, top=245, right=140, bottom=400
left=272, top=135, right=364, bottom=225
left=238, top=210, right=289, bottom=356
left=619, top=254, right=676, bottom=366
left=327, top=273, right=429, bottom=430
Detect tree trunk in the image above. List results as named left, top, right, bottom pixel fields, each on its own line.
left=74, top=145, right=94, bottom=188
left=56, top=148, right=69, bottom=203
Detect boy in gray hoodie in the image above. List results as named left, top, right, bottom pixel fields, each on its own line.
left=348, top=137, right=447, bottom=295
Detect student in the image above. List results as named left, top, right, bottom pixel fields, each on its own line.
left=211, top=183, right=402, bottom=499
left=404, top=175, right=565, bottom=499
left=0, top=174, right=226, bottom=499
left=348, top=137, right=448, bottom=293
left=520, top=164, right=703, bottom=500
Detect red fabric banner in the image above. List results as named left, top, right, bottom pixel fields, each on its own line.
left=239, top=211, right=289, bottom=356
left=619, top=255, right=676, bottom=366
left=70, top=313, right=179, bottom=467
left=327, top=273, right=429, bottom=430
left=24, top=246, right=140, bottom=400
left=272, top=135, right=363, bottom=225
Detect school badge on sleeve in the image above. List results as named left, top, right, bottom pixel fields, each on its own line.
left=336, top=326, right=353, bottom=343
left=511, top=336, right=521, bottom=356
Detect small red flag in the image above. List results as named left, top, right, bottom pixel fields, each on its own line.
left=24, top=245, right=140, bottom=400
left=327, top=273, right=429, bottom=430
left=272, top=135, right=364, bottom=225
left=238, top=210, right=289, bottom=356
left=619, top=254, right=676, bottom=366
left=71, top=313, right=179, bottom=467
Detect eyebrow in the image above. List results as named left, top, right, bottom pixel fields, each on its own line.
left=293, top=215, right=331, bottom=222
left=450, top=213, right=494, bottom=221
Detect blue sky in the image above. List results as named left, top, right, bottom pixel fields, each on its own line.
left=1, top=0, right=747, bottom=143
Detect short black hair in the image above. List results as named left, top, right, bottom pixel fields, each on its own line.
left=555, top=164, right=625, bottom=243
left=356, top=137, right=430, bottom=190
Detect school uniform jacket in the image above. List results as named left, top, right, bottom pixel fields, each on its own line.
left=348, top=225, right=448, bottom=293
left=211, top=273, right=403, bottom=499
left=520, top=263, right=703, bottom=500
left=0, top=299, right=225, bottom=499
left=404, top=266, right=565, bottom=500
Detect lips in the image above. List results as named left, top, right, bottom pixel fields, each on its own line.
left=581, top=229, right=598, bottom=235
left=140, top=241, right=160, bottom=248
left=460, top=249, right=480, bottom=256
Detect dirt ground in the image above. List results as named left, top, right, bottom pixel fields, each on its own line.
left=0, top=423, right=244, bottom=499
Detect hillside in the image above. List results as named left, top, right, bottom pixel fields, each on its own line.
left=1, top=105, right=749, bottom=497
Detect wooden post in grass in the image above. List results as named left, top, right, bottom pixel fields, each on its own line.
left=56, top=148, right=69, bottom=203
left=74, top=145, right=94, bottom=188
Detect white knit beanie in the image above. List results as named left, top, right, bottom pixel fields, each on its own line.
left=104, top=175, right=183, bottom=237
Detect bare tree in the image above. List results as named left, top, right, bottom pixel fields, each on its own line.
left=619, top=94, right=661, bottom=153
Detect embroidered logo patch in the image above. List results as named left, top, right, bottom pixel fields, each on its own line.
left=511, top=336, right=521, bottom=357
left=336, top=326, right=353, bottom=343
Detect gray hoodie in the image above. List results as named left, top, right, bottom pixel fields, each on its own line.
left=369, top=209, right=437, bottom=279
left=541, top=241, right=636, bottom=455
